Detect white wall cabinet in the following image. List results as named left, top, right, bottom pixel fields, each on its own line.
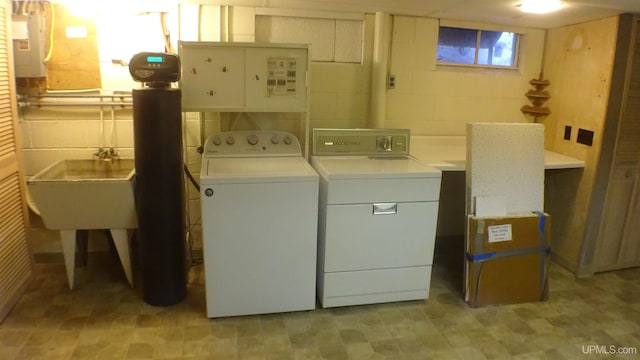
left=179, top=42, right=308, bottom=112
left=178, top=41, right=311, bottom=156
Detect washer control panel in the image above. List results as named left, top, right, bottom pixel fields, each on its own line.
left=312, top=128, right=410, bottom=157
left=203, top=131, right=302, bottom=157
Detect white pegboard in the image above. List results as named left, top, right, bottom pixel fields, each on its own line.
left=466, top=123, right=545, bottom=215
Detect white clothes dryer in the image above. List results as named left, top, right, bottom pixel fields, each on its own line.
left=200, top=131, right=319, bottom=318
left=311, top=128, right=442, bottom=308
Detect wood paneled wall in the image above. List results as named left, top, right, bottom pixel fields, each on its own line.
left=542, top=16, right=619, bottom=272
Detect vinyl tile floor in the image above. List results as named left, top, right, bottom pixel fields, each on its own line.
left=1, top=240, right=640, bottom=360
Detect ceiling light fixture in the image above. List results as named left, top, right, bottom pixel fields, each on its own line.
left=520, top=0, right=563, bottom=14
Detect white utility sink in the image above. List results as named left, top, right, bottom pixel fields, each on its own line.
left=27, top=159, right=137, bottom=289
left=28, top=159, right=136, bottom=229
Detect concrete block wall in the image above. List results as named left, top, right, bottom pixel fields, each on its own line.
left=386, top=17, right=546, bottom=135
left=19, top=5, right=550, bottom=260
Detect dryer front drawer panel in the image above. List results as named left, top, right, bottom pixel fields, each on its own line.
left=323, top=266, right=432, bottom=298
left=324, top=201, right=438, bottom=272
left=326, top=177, right=441, bottom=204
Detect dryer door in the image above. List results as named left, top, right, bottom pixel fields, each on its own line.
left=323, top=201, right=438, bottom=272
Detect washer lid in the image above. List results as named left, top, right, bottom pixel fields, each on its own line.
left=311, top=156, right=441, bottom=180
left=201, top=157, right=318, bottom=183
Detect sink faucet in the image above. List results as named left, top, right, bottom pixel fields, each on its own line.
left=94, top=147, right=120, bottom=161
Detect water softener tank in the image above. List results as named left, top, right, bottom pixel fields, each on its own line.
left=129, top=52, right=186, bottom=306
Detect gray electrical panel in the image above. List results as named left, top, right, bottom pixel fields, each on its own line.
left=12, top=15, right=46, bottom=78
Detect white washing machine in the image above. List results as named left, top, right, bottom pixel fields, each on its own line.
left=311, top=129, right=442, bottom=308
left=200, top=131, right=319, bottom=318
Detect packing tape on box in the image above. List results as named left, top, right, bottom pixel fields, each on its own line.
left=469, top=211, right=550, bottom=262
left=466, top=245, right=550, bottom=263
left=468, top=211, right=550, bottom=304
left=535, top=211, right=546, bottom=233
left=534, top=211, right=548, bottom=298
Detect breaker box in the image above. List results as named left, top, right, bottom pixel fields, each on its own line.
left=178, top=41, right=309, bottom=112
left=12, top=15, right=47, bottom=78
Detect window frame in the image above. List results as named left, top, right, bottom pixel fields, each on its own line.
left=436, top=25, right=522, bottom=70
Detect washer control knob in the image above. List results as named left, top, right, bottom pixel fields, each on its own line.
left=283, top=136, right=292, bottom=145
left=212, top=136, right=222, bottom=146
left=271, top=135, right=280, bottom=144
left=247, top=134, right=259, bottom=145
left=225, top=136, right=235, bottom=145
left=204, top=188, right=214, bottom=197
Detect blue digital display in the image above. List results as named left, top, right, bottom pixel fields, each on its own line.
left=147, top=56, right=164, bottom=63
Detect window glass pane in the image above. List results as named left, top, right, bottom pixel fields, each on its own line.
left=437, top=27, right=477, bottom=65
left=477, top=31, right=517, bottom=66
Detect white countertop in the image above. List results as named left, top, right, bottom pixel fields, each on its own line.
left=410, top=136, right=585, bottom=171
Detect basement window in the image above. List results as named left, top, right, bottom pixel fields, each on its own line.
left=437, top=26, right=520, bottom=68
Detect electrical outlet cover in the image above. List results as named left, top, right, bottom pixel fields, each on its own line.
left=577, top=128, right=594, bottom=146
left=564, top=125, right=572, bottom=140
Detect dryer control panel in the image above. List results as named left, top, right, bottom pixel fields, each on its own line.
left=312, top=128, right=410, bottom=157
left=203, top=131, right=302, bottom=157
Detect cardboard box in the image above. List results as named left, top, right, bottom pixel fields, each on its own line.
left=465, top=212, right=550, bottom=307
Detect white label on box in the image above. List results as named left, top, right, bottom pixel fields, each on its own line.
left=488, top=224, right=512, bottom=243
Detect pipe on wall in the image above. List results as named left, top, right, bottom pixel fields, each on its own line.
left=20, top=92, right=132, bottom=108
left=370, top=11, right=392, bottom=129
left=21, top=102, right=132, bottom=107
